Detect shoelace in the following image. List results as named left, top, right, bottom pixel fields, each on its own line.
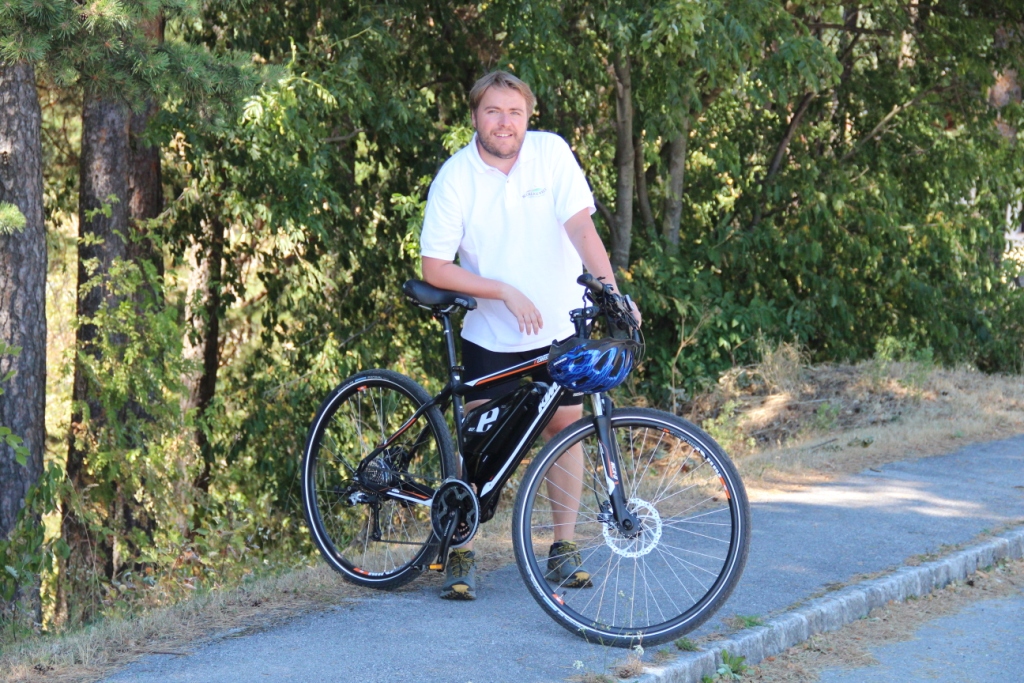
left=449, top=552, right=473, bottom=578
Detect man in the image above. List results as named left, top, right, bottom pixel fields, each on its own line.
left=420, top=70, right=637, bottom=600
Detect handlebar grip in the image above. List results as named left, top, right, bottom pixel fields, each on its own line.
left=577, top=273, right=609, bottom=295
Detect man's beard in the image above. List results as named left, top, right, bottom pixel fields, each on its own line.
left=478, top=131, right=523, bottom=160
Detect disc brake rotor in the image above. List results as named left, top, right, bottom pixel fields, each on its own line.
left=602, top=498, right=662, bottom=558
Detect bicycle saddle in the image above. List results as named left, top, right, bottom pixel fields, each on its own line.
left=402, top=280, right=478, bottom=311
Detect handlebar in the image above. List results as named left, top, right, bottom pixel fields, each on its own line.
left=571, top=274, right=641, bottom=343
left=577, top=272, right=608, bottom=297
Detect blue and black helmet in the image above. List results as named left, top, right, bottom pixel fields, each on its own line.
left=548, top=337, right=640, bottom=394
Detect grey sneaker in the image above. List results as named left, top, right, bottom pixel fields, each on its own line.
left=546, top=540, right=593, bottom=588
left=440, top=549, right=477, bottom=600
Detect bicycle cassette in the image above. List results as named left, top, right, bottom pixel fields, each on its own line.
left=430, top=478, right=479, bottom=548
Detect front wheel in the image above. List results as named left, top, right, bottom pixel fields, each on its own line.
left=301, top=370, right=455, bottom=590
left=512, top=408, right=750, bottom=647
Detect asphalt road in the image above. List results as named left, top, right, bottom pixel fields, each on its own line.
left=104, top=434, right=1024, bottom=683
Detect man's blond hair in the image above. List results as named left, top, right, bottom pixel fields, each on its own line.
left=469, top=71, right=536, bottom=115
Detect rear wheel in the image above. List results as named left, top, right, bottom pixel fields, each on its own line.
left=512, top=408, right=750, bottom=647
left=301, top=370, right=455, bottom=589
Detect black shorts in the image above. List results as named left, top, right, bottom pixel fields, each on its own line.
left=461, top=339, right=584, bottom=406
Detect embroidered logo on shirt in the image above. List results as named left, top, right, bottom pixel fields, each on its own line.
left=522, top=187, right=547, bottom=199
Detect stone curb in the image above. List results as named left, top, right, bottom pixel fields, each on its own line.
left=637, top=526, right=1024, bottom=683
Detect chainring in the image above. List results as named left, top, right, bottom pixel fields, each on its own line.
left=430, top=478, right=479, bottom=548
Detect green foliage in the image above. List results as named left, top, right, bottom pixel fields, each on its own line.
left=1, top=0, right=257, bottom=109
left=868, top=336, right=936, bottom=392
left=703, top=401, right=756, bottom=455
left=13, top=0, right=1024, bottom=634
left=0, top=342, right=30, bottom=468
left=675, top=637, right=699, bottom=652
left=0, top=463, right=63, bottom=631
left=716, top=650, right=748, bottom=680
left=813, top=402, right=841, bottom=432
left=0, top=203, right=27, bottom=236
left=731, top=614, right=764, bottom=628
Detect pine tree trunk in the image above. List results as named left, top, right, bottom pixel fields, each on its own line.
left=62, top=91, right=132, bottom=620
left=0, top=61, right=46, bottom=624
left=662, top=122, right=689, bottom=248
left=127, top=15, right=165, bottom=283
left=182, top=215, right=224, bottom=493
left=127, top=102, right=164, bottom=273
left=610, top=54, right=635, bottom=273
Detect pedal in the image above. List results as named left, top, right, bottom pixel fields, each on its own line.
left=429, top=563, right=444, bottom=571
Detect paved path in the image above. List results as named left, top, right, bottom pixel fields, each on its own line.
left=104, top=434, right=1024, bottom=683
left=817, top=593, right=1024, bottom=683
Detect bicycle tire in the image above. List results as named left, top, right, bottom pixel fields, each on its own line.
left=512, top=408, right=750, bottom=647
left=301, top=369, right=456, bottom=589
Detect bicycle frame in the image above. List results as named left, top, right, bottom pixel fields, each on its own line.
left=358, top=298, right=638, bottom=562
left=429, top=307, right=569, bottom=519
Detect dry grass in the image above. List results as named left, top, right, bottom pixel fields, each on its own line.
left=746, top=557, right=1024, bottom=682
left=609, top=652, right=646, bottom=679
left=0, top=564, right=360, bottom=683
left=688, top=354, right=1024, bottom=493
left=4, top=349, right=1023, bottom=682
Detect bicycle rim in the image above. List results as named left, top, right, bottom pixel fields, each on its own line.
left=303, top=372, right=452, bottom=588
left=514, top=408, right=750, bottom=646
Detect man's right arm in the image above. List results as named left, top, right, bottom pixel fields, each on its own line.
left=421, top=258, right=544, bottom=336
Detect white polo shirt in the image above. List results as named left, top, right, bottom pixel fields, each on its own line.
left=420, top=131, right=596, bottom=352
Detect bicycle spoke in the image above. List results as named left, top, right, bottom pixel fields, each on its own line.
left=516, top=409, right=749, bottom=647
left=303, top=372, right=453, bottom=588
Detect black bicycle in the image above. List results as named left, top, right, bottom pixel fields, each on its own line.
left=300, top=274, right=750, bottom=647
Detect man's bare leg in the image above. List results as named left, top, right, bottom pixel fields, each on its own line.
left=457, top=400, right=584, bottom=545
left=543, top=403, right=584, bottom=543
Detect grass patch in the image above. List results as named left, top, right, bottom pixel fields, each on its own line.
left=726, top=614, right=765, bottom=629
left=675, top=636, right=700, bottom=651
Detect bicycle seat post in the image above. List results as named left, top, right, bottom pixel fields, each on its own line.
left=435, top=307, right=468, bottom=458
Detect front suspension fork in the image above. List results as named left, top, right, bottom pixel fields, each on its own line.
left=592, top=394, right=639, bottom=534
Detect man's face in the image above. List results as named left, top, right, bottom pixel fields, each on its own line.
left=471, top=86, right=529, bottom=162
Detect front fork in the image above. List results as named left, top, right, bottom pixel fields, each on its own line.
left=592, top=394, right=640, bottom=535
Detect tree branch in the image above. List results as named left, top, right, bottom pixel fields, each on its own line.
left=701, top=86, right=725, bottom=111
left=767, top=92, right=816, bottom=180
left=594, top=197, right=615, bottom=230
left=322, top=129, right=364, bottom=144
left=804, top=22, right=893, bottom=36
left=840, top=85, right=945, bottom=162
left=662, top=123, right=689, bottom=248
left=634, top=134, right=655, bottom=231
left=609, top=53, right=635, bottom=272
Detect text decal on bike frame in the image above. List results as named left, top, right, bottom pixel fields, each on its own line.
left=600, top=442, right=620, bottom=495
left=479, top=382, right=562, bottom=498
left=475, top=407, right=501, bottom=433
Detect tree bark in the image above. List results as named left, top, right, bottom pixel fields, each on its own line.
left=62, top=91, right=132, bottom=620
left=610, top=54, right=635, bottom=273
left=767, top=92, right=815, bottom=181
left=0, top=61, right=46, bottom=624
left=633, top=134, right=655, bottom=232
left=661, top=120, right=690, bottom=248
left=182, top=215, right=225, bottom=493
left=127, top=14, right=165, bottom=284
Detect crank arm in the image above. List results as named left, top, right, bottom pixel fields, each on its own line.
left=429, top=509, right=461, bottom=572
